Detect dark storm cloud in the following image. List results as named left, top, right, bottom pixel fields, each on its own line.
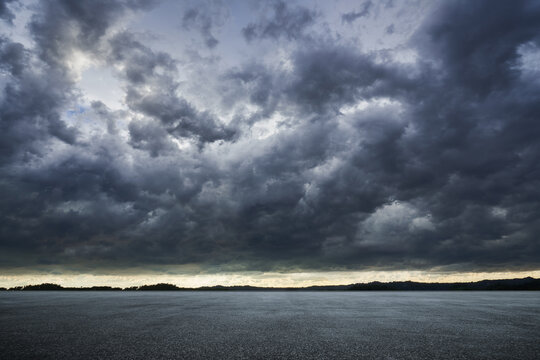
left=29, top=0, right=157, bottom=66
left=0, top=0, right=157, bottom=163
left=127, top=88, right=237, bottom=144
left=108, top=31, right=237, bottom=145
left=0, top=0, right=16, bottom=24
left=1, top=0, right=540, bottom=274
left=0, top=35, right=25, bottom=76
left=341, top=0, right=372, bottom=24
left=0, top=36, right=76, bottom=163
left=215, top=0, right=540, bottom=271
left=416, top=0, right=540, bottom=95
left=0, top=0, right=162, bottom=264
left=128, top=119, right=177, bottom=157
left=242, top=0, right=316, bottom=42
left=223, top=63, right=282, bottom=120
left=286, top=46, right=387, bottom=113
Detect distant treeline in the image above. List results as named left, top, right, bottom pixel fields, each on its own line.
left=1, top=277, right=540, bottom=291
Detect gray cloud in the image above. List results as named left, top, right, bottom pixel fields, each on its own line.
left=108, top=31, right=237, bottom=146
left=242, top=0, right=316, bottom=42
left=416, top=0, right=540, bottom=95
left=29, top=0, right=156, bottom=66
left=1, top=0, right=540, bottom=275
left=182, top=3, right=228, bottom=49
left=0, top=0, right=157, bottom=164
left=0, top=0, right=16, bottom=24
left=0, top=37, right=76, bottom=163
left=0, top=35, right=25, bottom=76
left=285, top=46, right=388, bottom=113
left=341, top=0, right=372, bottom=24
left=183, top=8, right=218, bottom=48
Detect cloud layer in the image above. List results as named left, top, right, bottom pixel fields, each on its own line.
left=1, top=0, right=540, bottom=275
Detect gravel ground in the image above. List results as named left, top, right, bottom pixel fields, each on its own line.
left=1, top=291, right=539, bottom=359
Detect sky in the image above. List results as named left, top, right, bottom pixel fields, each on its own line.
left=1, top=0, right=540, bottom=287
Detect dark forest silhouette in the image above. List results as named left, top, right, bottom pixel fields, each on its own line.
left=2, top=277, right=539, bottom=291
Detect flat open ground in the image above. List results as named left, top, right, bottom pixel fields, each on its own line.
left=1, top=291, right=539, bottom=359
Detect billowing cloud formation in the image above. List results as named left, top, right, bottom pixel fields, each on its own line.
left=242, top=0, right=316, bottom=42
left=182, top=1, right=227, bottom=49
left=1, top=0, right=540, bottom=275
left=0, top=0, right=17, bottom=24
left=341, top=1, right=373, bottom=24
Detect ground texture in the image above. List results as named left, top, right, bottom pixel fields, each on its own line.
left=1, top=291, right=539, bottom=359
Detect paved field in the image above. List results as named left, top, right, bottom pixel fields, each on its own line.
left=1, top=291, right=539, bottom=359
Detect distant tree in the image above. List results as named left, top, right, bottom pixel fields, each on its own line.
left=88, top=286, right=122, bottom=291
left=138, top=283, right=180, bottom=291
left=22, top=283, right=64, bottom=290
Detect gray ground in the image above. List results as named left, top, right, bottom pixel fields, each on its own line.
left=0, top=291, right=539, bottom=359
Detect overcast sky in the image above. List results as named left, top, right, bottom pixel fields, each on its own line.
left=1, top=0, right=540, bottom=286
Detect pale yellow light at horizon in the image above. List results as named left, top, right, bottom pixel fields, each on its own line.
left=1, top=270, right=539, bottom=288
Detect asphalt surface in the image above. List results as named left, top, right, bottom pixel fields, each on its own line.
left=0, top=291, right=539, bottom=359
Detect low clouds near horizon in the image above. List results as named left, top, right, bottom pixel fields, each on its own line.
left=1, top=0, right=540, bottom=277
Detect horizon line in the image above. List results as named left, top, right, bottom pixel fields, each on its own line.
left=3, top=276, right=539, bottom=291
